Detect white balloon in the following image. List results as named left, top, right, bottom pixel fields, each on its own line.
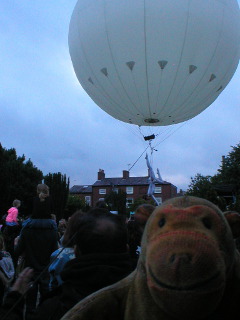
left=69, top=0, right=240, bottom=126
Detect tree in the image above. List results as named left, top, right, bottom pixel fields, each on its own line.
left=105, top=190, right=127, bottom=215
left=214, top=143, right=240, bottom=192
left=128, top=198, right=155, bottom=214
left=44, top=172, right=70, bottom=221
left=211, top=143, right=240, bottom=211
left=186, top=173, right=223, bottom=204
left=187, top=174, right=215, bottom=198
left=65, top=195, right=88, bottom=218
left=0, top=144, right=43, bottom=215
left=186, top=143, right=240, bottom=211
left=186, top=174, right=227, bottom=210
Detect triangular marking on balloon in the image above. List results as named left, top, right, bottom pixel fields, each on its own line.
left=126, top=61, right=135, bottom=71
left=216, top=86, right=223, bottom=92
left=209, top=74, right=216, bottom=82
left=189, top=65, right=197, bottom=74
left=101, top=68, right=108, bottom=77
left=88, top=77, right=94, bottom=85
left=158, top=60, right=168, bottom=70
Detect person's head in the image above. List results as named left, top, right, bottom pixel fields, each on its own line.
left=62, top=211, right=85, bottom=248
left=224, top=211, right=240, bottom=239
left=74, top=213, right=128, bottom=257
left=87, top=207, right=110, bottom=216
left=95, top=200, right=108, bottom=209
left=134, top=204, right=155, bottom=227
left=13, top=199, right=21, bottom=208
left=37, top=184, right=49, bottom=202
left=51, top=214, right=56, bottom=221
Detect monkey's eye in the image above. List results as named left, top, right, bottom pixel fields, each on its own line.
left=202, top=217, right=212, bottom=229
left=158, top=217, right=166, bottom=228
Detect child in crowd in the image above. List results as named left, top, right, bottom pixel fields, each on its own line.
left=6, top=200, right=21, bottom=227
left=3, top=200, right=21, bottom=258
left=14, top=184, right=58, bottom=317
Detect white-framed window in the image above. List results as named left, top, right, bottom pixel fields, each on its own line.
left=155, top=197, right=162, bottom=205
left=98, top=198, right=105, bottom=201
left=126, top=198, right=134, bottom=208
left=85, top=196, right=91, bottom=205
left=99, top=189, right=106, bottom=195
left=126, top=186, right=133, bottom=194
left=155, top=186, right=162, bottom=194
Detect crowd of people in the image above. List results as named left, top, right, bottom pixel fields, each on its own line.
left=0, top=184, right=155, bottom=319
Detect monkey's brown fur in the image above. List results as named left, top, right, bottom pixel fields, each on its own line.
left=62, top=196, right=240, bottom=320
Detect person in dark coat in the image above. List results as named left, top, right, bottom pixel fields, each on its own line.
left=0, top=267, right=34, bottom=320
left=127, top=204, right=155, bottom=268
left=25, top=211, right=133, bottom=320
left=224, top=210, right=240, bottom=251
left=14, top=184, right=58, bottom=317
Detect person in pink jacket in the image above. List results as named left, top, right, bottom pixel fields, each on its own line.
left=3, top=200, right=21, bottom=259
left=6, top=200, right=21, bottom=226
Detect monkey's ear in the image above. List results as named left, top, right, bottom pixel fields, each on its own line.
left=224, top=211, right=240, bottom=239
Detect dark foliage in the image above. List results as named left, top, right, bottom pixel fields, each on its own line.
left=186, top=143, right=240, bottom=211
left=44, top=172, right=70, bottom=221
left=105, top=190, right=127, bottom=215
left=0, top=144, right=43, bottom=216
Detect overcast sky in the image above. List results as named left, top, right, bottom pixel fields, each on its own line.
left=1, top=1, right=240, bottom=192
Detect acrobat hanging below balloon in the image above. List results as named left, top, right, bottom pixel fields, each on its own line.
left=69, top=0, right=240, bottom=127
left=145, top=153, right=163, bottom=206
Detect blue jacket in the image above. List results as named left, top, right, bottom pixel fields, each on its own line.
left=49, top=247, right=75, bottom=290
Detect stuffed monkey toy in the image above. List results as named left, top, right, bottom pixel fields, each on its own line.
left=62, top=196, right=240, bottom=320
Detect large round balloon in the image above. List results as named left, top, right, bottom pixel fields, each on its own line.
left=69, top=0, right=240, bottom=126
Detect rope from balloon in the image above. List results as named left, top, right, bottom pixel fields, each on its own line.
left=128, top=123, right=186, bottom=205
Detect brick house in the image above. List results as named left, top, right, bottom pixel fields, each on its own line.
left=69, top=185, right=92, bottom=206
left=70, top=169, right=177, bottom=208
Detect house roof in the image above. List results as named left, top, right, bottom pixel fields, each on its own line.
left=93, top=177, right=171, bottom=187
left=70, top=185, right=92, bottom=194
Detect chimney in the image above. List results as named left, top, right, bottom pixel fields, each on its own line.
left=123, top=170, right=129, bottom=179
left=222, top=156, right=225, bottom=166
left=98, top=169, right=105, bottom=180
